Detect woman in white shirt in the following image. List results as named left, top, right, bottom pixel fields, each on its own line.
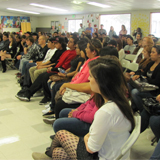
left=32, top=56, right=135, bottom=160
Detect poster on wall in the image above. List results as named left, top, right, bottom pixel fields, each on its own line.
left=1, top=16, right=30, bottom=28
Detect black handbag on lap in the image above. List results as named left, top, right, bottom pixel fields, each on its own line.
left=77, top=137, right=99, bottom=160
left=129, top=75, right=159, bottom=92
left=142, top=97, right=160, bottom=115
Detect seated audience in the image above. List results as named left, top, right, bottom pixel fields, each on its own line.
left=0, top=34, right=17, bottom=72
left=15, top=36, right=78, bottom=103
left=131, top=45, right=160, bottom=112
left=21, top=36, right=49, bottom=89
left=42, top=39, right=88, bottom=116
left=116, top=38, right=125, bottom=61
left=107, top=39, right=117, bottom=48
left=48, top=46, right=117, bottom=119
left=125, top=45, right=152, bottom=82
left=102, top=37, right=110, bottom=47
left=32, top=32, right=39, bottom=45
left=133, top=37, right=154, bottom=63
left=29, top=37, right=66, bottom=83
left=132, top=27, right=142, bottom=39
left=44, top=39, right=102, bottom=117
left=134, top=33, right=142, bottom=46
left=121, top=34, right=128, bottom=48
left=124, top=35, right=136, bottom=54
left=17, top=36, right=41, bottom=75
left=32, top=56, right=135, bottom=160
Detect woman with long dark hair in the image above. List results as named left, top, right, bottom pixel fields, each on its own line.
left=32, top=56, right=135, bottom=160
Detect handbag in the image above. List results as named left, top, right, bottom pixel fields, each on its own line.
left=129, top=76, right=159, bottom=92
left=142, top=97, right=160, bottom=115
left=77, top=137, right=99, bottom=160
left=49, top=74, right=69, bottom=82
left=62, top=88, right=91, bottom=104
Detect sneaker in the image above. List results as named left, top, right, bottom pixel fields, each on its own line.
left=43, top=117, right=55, bottom=124
left=15, top=94, right=30, bottom=102
left=43, top=110, right=55, bottom=118
left=39, top=97, right=50, bottom=105
left=15, top=90, right=31, bottom=102
left=32, top=152, right=52, bottom=160
left=42, top=107, right=51, bottom=114
left=44, top=103, right=51, bottom=109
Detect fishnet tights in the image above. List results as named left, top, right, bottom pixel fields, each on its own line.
left=49, top=130, right=79, bottom=160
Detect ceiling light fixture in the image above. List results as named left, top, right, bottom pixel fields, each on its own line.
left=87, top=2, right=110, bottom=8
left=30, top=3, right=68, bottom=12
left=72, top=0, right=83, bottom=4
left=7, top=8, right=40, bottom=14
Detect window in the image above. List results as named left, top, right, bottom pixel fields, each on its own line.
left=151, top=13, right=160, bottom=37
left=68, top=19, right=82, bottom=33
left=100, top=14, right=131, bottom=35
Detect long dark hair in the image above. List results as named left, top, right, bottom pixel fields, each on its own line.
left=88, top=56, right=135, bottom=131
left=88, top=39, right=102, bottom=56
left=77, top=39, right=88, bottom=60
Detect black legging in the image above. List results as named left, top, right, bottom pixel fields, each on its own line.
left=29, top=72, right=55, bottom=98
left=55, top=98, right=81, bottom=119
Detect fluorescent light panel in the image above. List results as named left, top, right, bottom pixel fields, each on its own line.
left=87, top=2, right=110, bottom=8
left=30, top=3, right=68, bottom=12
left=7, top=8, right=40, bottom=14
left=72, top=0, right=83, bottom=4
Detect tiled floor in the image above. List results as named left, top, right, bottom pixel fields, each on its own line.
left=0, top=69, right=157, bottom=160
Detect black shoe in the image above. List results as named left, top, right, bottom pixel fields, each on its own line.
left=43, top=110, right=55, bottom=118
left=39, top=97, right=50, bottom=105
left=1, top=61, right=6, bottom=73
left=15, top=90, right=31, bottom=102
left=2, top=68, right=6, bottom=73
left=21, top=86, right=29, bottom=91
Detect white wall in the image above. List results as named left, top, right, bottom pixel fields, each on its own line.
left=35, top=9, right=160, bottom=37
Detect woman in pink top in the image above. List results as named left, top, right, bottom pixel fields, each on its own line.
left=53, top=97, right=98, bottom=137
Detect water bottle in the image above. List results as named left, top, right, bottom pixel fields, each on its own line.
left=58, top=68, right=66, bottom=74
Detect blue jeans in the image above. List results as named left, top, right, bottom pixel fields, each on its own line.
left=21, top=60, right=29, bottom=75
left=141, top=110, right=160, bottom=139
left=53, top=108, right=91, bottom=137
left=150, top=139, right=160, bottom=160
left=131, top=88, right=153, bottom=112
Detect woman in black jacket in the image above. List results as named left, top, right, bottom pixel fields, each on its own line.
left=0, top=34, right=17, bottom=72
left=131, top=45, right=160, bottom=112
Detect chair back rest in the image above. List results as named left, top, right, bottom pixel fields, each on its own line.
left=125, top=54, right=136, bottom=61
left=121, top=59, right=130, bottom=68
left=116, top=113, right=141, bottom=160
left=127, top=63, right=139, bottom=72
